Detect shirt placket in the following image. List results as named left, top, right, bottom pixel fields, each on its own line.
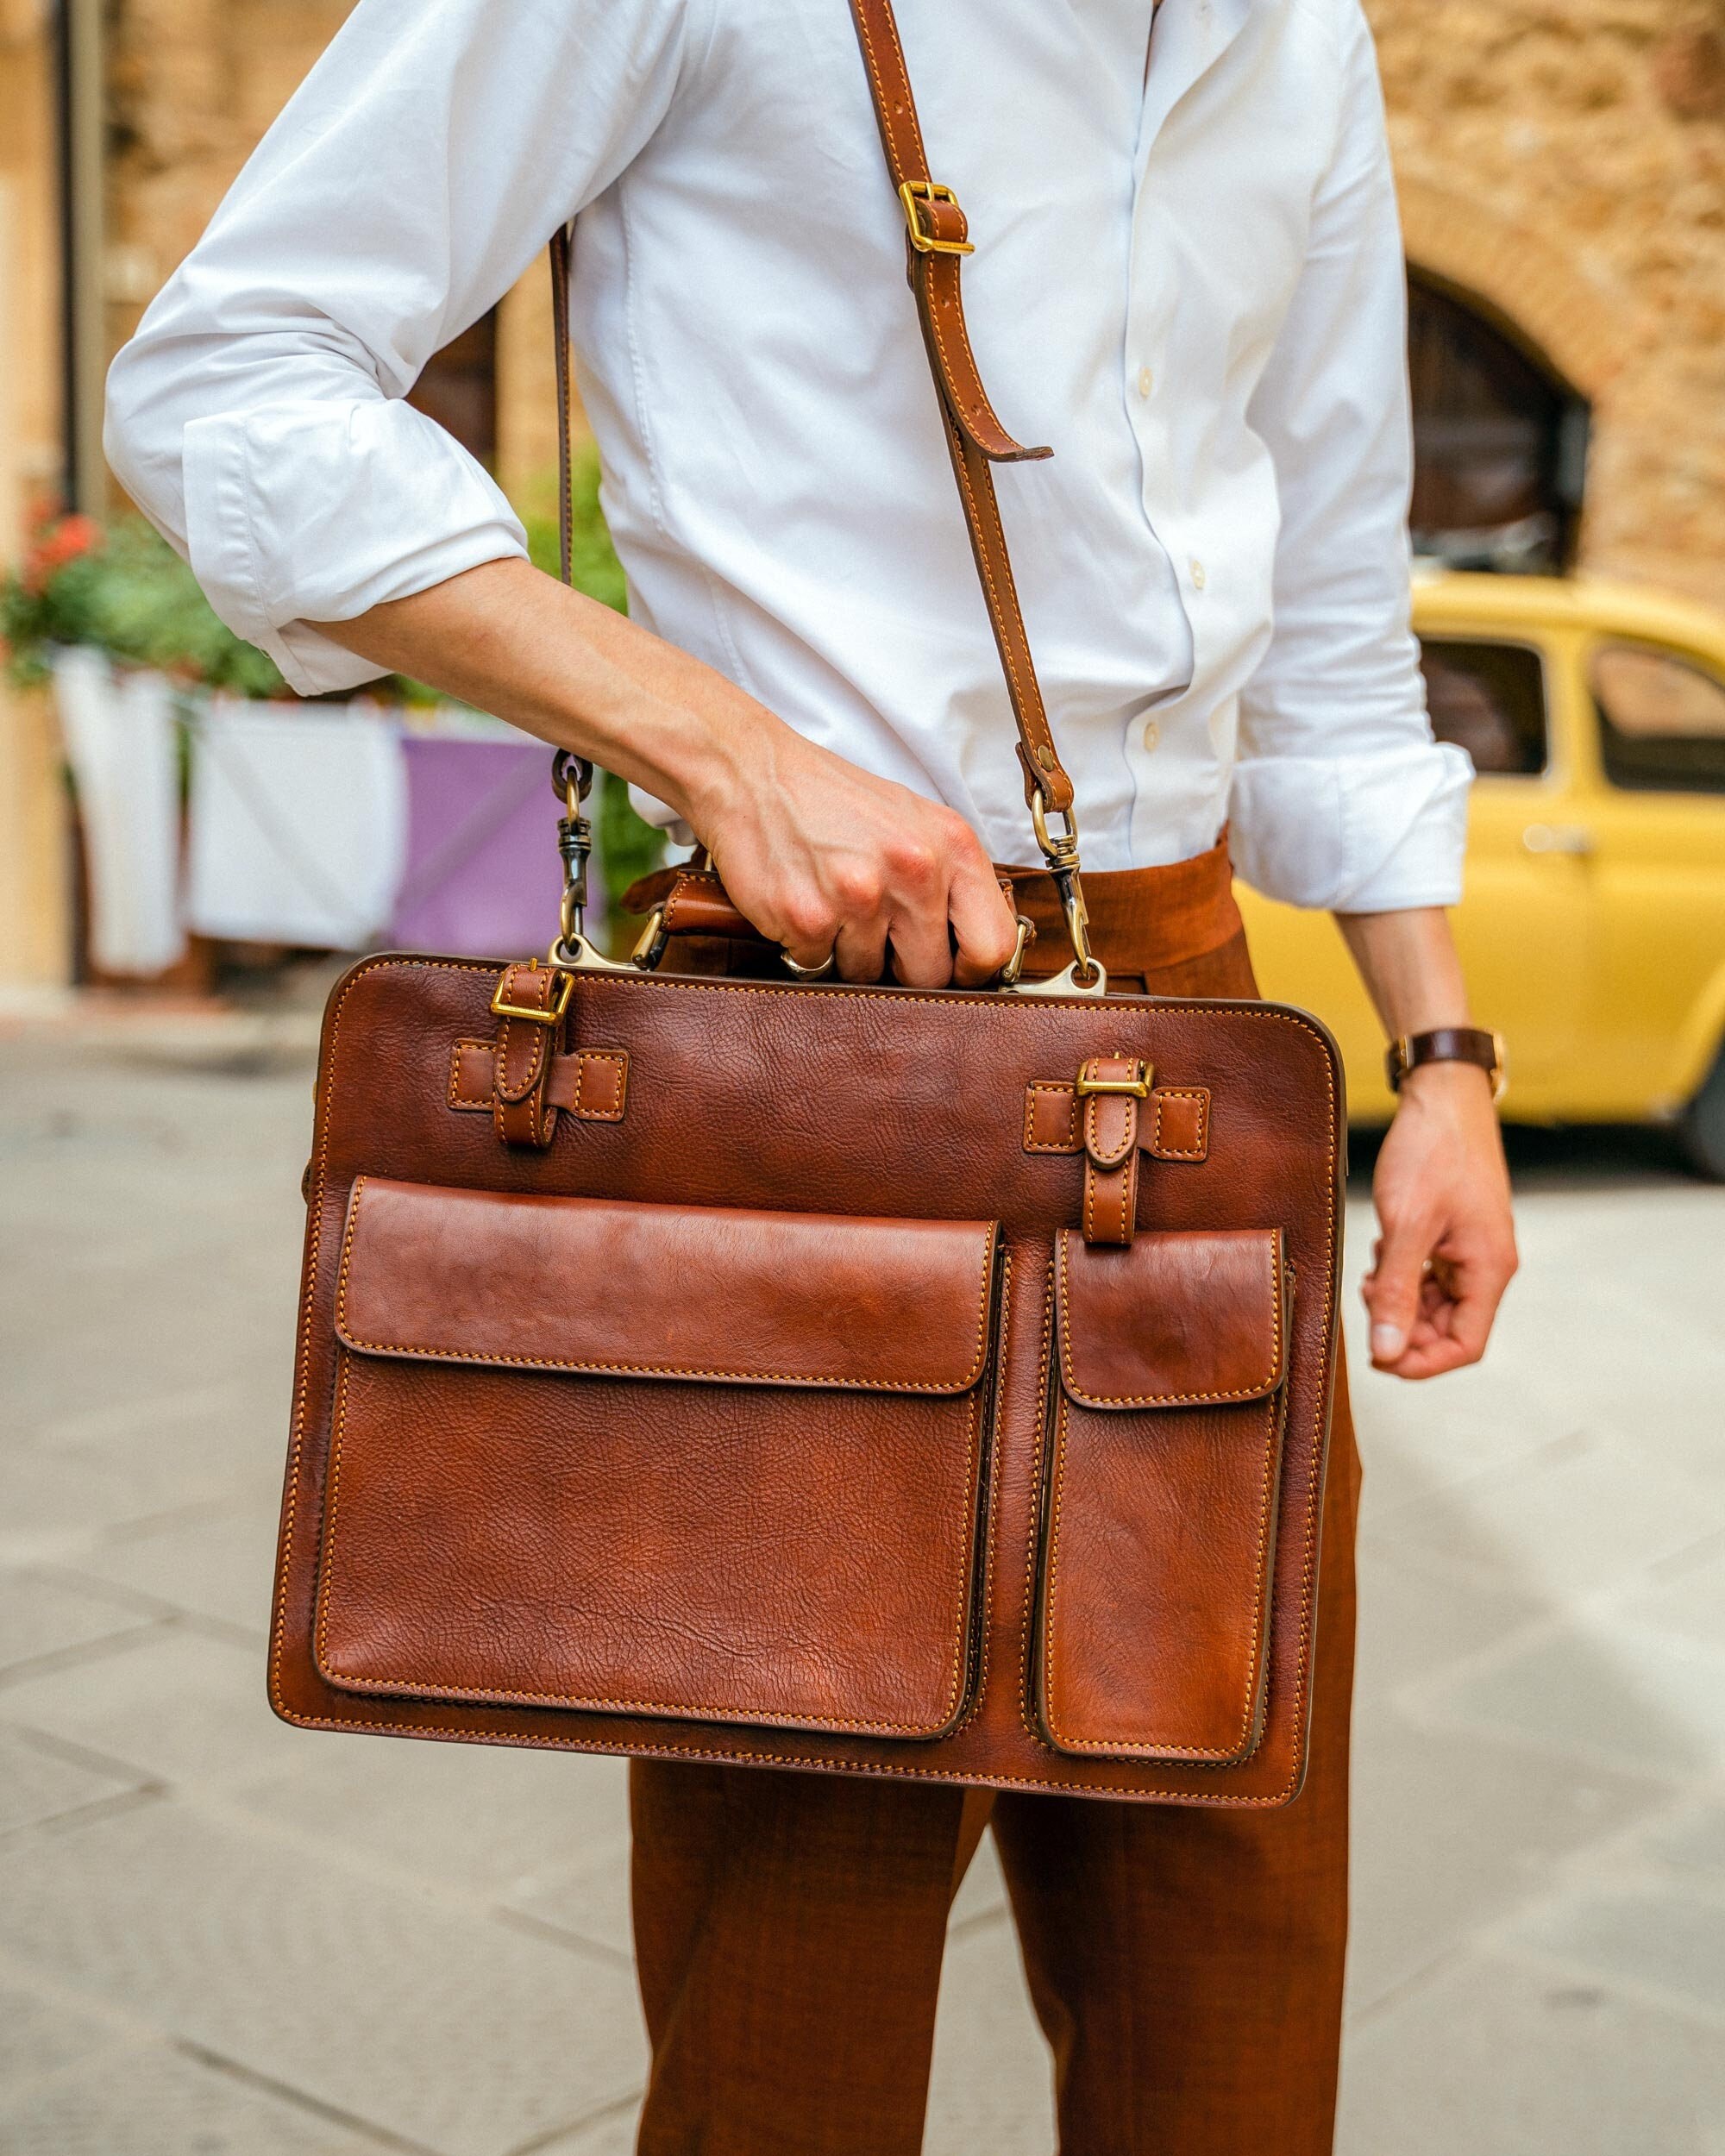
left=1121, top=0, right=1250, bottom=860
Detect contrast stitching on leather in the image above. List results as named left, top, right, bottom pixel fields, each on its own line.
left=333, top=1185, right=998, bottom=1395
left=1016, top=1250, right=1057, bottom=1751
left=449, top=1042, right=629, bottom=1120
left=1025, top=1081, right=1214, bottom=1162
left=1055, top=1230, right=1284, bottom=1407
left=313, top=1348, right=987, bottom=1739
left=448, top=1042, right=489, bottom=1110
left=946, top=429, right=1045, bottom=768
left=272, top=954, right=1340, bottom=1809
left=954, top=1244, right=1010, bottom=1736
left=573, top=1050, right=629, bottom=1119
left=1022, top=1082, right=1079, bottom=1153
left=1151, top=1087, right=1209, bottom=1160
left=1081, top=1066, right=1136, bottom=1169
left=1037, top=1387, right=1282, bottom=1759
left=853, top=0, right=932, bottom=174
left=264, top=1705, right=1306, bottom=1803
left=1082, top=1150, right=1132, bottom=1246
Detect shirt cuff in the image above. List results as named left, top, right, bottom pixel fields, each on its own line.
left=1228, top=742, right=1473, bottom=912
left=182, top=396, right=529, bottom=699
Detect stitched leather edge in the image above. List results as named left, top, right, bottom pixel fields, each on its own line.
left=1022, top=1081, right=1212, bottom=1163
left=1151, top=1087, right=1209, bottom=1160
left=333, top=1180, right=997, bottom=1395
left=448, top=1042, right=630, bottom=1121
left=312, top=1347, right=988, bottom=1740
left=1055, top=1228, right=1284, bottom=1407
left=1022, top=1081, right=1080, bottom=1154
left=1036, top=1382, right=1285, bottom=1759
left=272, top=955, right=1340, bottom=1808
left=569, top=1050, right=629, bottom=1119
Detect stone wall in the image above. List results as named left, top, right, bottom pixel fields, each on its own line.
left=2, top=0, right=64, bottom=518
left=97, top=0, right=1725, bottom=605
left=102, top=0, right=561, bottom=506
left=1371, top=0, right=1725, bottom=605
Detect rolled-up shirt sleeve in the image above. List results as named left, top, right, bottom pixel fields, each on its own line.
left=1228, top=0, right=1471, bottom=914
left=104, top=0, right=691, bottom=697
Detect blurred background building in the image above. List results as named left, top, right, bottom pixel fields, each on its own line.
left=3, top=0, right=1725, bottom=994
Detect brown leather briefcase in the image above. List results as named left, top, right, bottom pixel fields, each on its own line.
left=268, top=0, right=1345, bottom=1807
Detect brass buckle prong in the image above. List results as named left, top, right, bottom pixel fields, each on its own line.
left=1076, top=1063, right=1151, bottom=1100
left=490, top=968, right=574, bottom=1025
left=899, top=179, right=975, bottom=256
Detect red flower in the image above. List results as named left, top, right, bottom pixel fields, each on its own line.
left=22, top=513, right=104, bottom=594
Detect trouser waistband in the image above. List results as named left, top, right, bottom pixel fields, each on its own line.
left=1000, top=829, right=1242, bottom=981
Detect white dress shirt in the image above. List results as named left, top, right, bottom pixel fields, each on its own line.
left=104, top=0, right=1471, bottom=906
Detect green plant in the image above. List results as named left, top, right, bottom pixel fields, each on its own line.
left=3, top=456, right=666, bottom=913
left=2, top=511, right=287, bottom=696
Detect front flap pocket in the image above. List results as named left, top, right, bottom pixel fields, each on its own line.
left=317, top=1178, right=1000, bottom=1741
left=1037, top=1228, right=1289, bottom=1764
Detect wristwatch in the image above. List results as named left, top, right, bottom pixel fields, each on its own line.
left=1385, top=1026, right=1507, bottom=1101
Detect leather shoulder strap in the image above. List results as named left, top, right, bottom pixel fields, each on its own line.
left=844, top=0, right=1074, bottom=822
left=547, top=1, right=1091, bottom=954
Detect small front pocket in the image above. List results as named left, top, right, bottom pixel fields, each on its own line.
left=316, top=1177, right=1000, bottom=1741
left=1034, top=1228, right=1289, bottom=1765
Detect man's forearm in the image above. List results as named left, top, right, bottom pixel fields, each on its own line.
left=1333, top=906, right=1471, bottom=1042
left=309, top=555, right=748, bottom=828
left=308, top=555, right=1019, bottom=987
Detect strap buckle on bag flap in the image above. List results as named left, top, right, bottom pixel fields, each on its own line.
left=1075, top=1062, right=1151, bottom=1100
left=899, top=180, right=975, bottom=255
left=490, top=964, right=574, bottom=1025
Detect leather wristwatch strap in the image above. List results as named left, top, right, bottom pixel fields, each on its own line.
left=1385, top=1027, right=1506, bottom=1099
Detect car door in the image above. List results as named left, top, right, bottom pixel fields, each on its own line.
left=1421, top=633, right=1590, bottom=1110
left=1576, top=637, right=1725, bottom=1116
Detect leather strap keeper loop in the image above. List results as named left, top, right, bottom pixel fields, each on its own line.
left=490, top=962, right=564, bottom=1149
left=1078, top=1056, right=1144, bottom=1247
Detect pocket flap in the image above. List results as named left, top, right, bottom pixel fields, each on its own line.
left=1057, top=1228, right=1285, bottom=1408
left=336, top=1177, right=997, bottom=1394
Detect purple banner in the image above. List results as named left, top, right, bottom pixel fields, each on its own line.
left=389, top=736, right=565, bottom=958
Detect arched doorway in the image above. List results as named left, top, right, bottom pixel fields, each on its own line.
left=1407, top=271, right=1590, bottom=574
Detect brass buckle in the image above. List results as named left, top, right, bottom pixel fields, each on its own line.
left=899, top=180, right=975, bottom=256
left=490, top=967, right=574, bottom=1025
left=1076, top=1062, right=1151, bottom=1100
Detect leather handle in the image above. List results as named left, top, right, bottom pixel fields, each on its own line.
left=618, top=866, right=1030, bottom=975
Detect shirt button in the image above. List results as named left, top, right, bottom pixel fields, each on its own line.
left=1136, top=365, right=1153, bottom=399
left=1141, top=718, right=1160, bottom=752
left=1189, top=557, right=1207, bottom=590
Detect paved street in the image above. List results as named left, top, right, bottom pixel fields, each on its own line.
left=2, top=1004, right=1723, bottom=2155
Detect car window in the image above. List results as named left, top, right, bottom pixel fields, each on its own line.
left=1593, top=643, right=1725, bottom=795
left=1417, top=640, right=1548, bottom=775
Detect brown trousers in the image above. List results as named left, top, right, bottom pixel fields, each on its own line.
left=632, top=838, right=1362, bottom=2155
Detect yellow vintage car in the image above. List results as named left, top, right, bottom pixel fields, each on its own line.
left=1237, top=572, right=1725, bottom=1176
